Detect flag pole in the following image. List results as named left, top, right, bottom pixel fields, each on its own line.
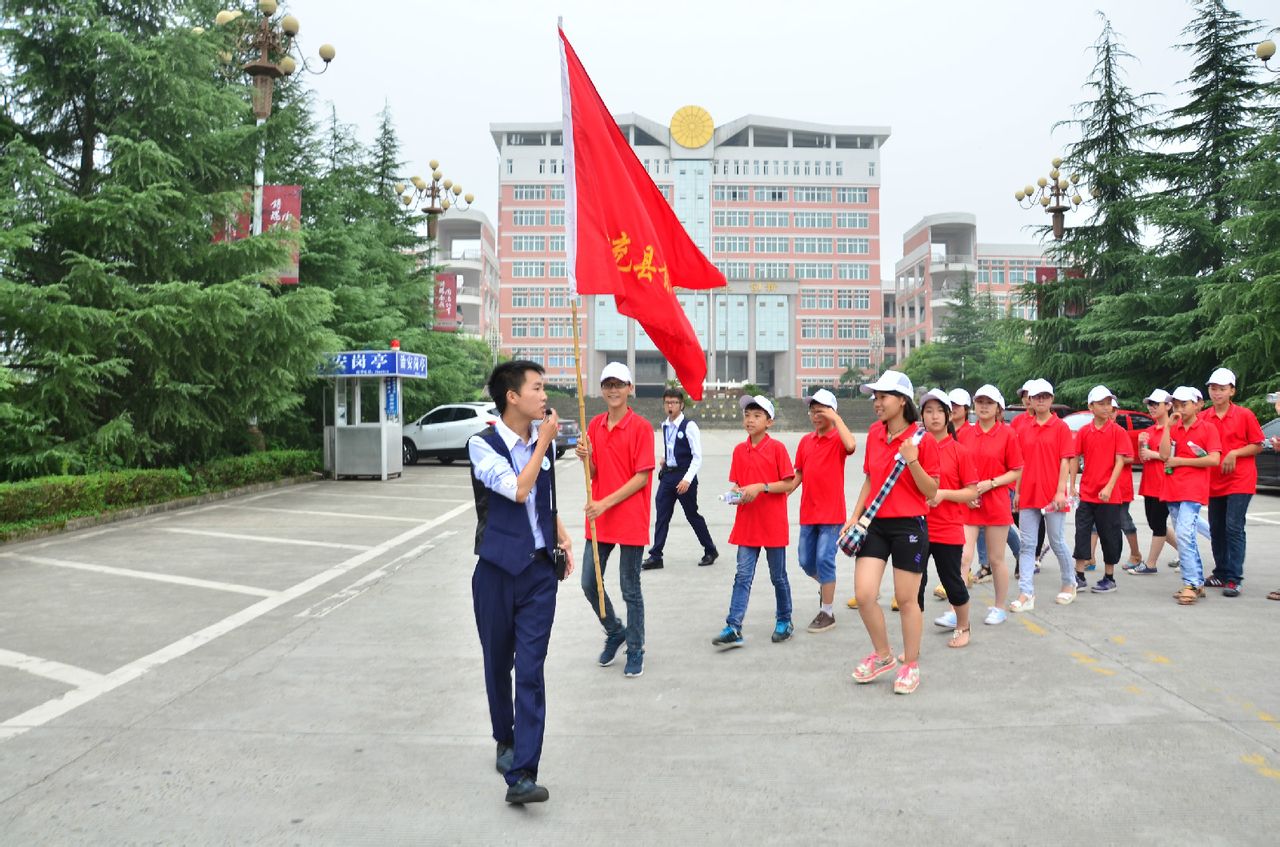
left=571, top=297, right=606, bottom=619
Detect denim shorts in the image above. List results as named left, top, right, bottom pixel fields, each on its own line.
left=797, top=523, right=840, bottom=584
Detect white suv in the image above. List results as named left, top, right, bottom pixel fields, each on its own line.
left=403, top=403, right=498, bottom=465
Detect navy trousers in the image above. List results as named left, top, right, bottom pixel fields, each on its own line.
left=472, top=553, right=557, bottom=786
left=648, top=471, right=716, bottom=560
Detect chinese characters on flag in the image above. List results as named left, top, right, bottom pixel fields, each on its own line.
left=212, top=185, right=302, bottom=285
left=559, top=25, right=725, bottom=400
left=433, top=273, right=459, bottom=332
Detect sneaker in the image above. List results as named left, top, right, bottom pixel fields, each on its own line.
left=1075, top=573, right=1088, bottom=591
left=623, top=652, right=644, bottom=677
left=771, top=620, right=794, bottom=643
left=983, top=606, right=1007, bottom=626
left=1091, top=576, right=1118, bottom=593
left=934, top=610, right=958, bottom=629
left=1122, top=560, right=1141, bottom=572
left=1205, top=575, right=1226, bottom=588
left=851, top=652, right=897, bottom=684
left=1223, top=581, right=1241, bottom=597
left=712, top=626, right=744, bottom=649
left=597, top=629, right=626, bottom=667
left=1130, top=564, right=1159, bottom=575
left=893, top=662, right=920, bottom=695
left=806, top=611, right=836, bottom=633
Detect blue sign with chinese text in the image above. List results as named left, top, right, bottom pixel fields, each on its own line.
left=385, top=376, right=399, bottom=418
left=319, top=350, right=430, bottom=380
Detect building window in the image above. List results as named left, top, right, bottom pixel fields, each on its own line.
left=855, top=320, right=870, bottom=340
left=753, top=236, right=790, bottom=253
left=868, top=161, right=876, bottom=177
left=794, top=187, right=832, bottom=203
left=837, top=187, right=869, bottom=204
left=715, top=261, right=750, bottom=279
left=713, top=236, right=751, bottom=253
left=801, top=321, right=817, bottom=340
left=510, top=261, right=545, bottom=278
left=836, top=212, right=869, bottom=229
left=550, top=185, right=565, bottom=200
left=754, top=262, right=790, bottom=280
left=801, top=292, right=817, bottom=310
left=836, top=237, right=870, bottom=255
left=753, top=187, right=788, bottom=203
left=794, top=237, right=834, bottom=254
left=511, top=210, right=546, bottom=226
left=713, top=185, right=751, bottom=202
left=506, top=132, right=545, bottom=145
left=513, top=185, right=546, bottom=201
left=854, top=289, right=871, bottom=310
left=836, top=161, right=844, bottom=176
left=549, top=209, right=565, bottom=226
left=538, top=159, right=546, bottom=174
left=817, top=291, right=834, bottom=310
left=549, top=235, right=566, bottom=252
left=548, top=261, right=567, bottom=278
left=549, top=288, right=569, bottom=308
left=837, top=320, right=853, bottom=339
left=793, top=212, right=833, bottom=228
left=511, top=236, right=546, bottom=252
left=794, top=263, right=834, bottom=280
left=714, top=210, right=751, bottom=227
left=837, top=291, right=853, bottom=310
left=753, top=211, right=789, bottom=227
left=506, top=159, right=513, bottom=174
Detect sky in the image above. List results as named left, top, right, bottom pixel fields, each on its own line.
left=286, top=0, right=1277, bottom=269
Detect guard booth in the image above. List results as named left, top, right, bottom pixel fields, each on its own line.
left=321, top=348, right=429, bottom=480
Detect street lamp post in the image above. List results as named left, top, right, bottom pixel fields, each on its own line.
left=1014, top=157, right=1097, bottom=240
left=215, top=1, right=334, bottom=236
left=1257, top=39, right=1278, bottom=73
left=394, top=164, right=475, bottom=240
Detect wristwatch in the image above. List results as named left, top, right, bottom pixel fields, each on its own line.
left=764, top=482, right=771, bottom=493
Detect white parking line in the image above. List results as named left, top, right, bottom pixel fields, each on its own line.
left=159, top=528, right=370, bottom=551
left=1247, top=516, right=1280, bottom=526
left=0, top=502, right=473, bottom=743
left=213, top=505, right=426, bottom=523
left=295, top=531, right=457, bottom=619
left=300, top=491, right=470, bottom=504
left=0, top=554, right=278, bottom=597
left=0, top=649, right=105, bottom=689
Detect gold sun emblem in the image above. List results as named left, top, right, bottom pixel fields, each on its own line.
left=669, top=105, right=714, bottom=149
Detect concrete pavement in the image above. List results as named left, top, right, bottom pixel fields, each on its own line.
left=1, top=429, right=1279, bottom=844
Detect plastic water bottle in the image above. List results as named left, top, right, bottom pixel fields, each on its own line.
left=719, top=491, right=742, bottom=505
left=1165, top=440, right=1177, bottom=475
left=1042, top=496, right=1078, bottom=515
left=1187, top=441, right=1208, bottom=458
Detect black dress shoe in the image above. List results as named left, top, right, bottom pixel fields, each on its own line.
left=505, top=775, right=549, bottom=804
left=641, top=557, right=664, bottom=570
left=698, top=551, right=718, bottom=566
left=495, top=742, right=514, bottom=774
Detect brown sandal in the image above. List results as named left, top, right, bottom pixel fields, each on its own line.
left=1268, top=589, right=1280, bottom=601
left=1176, top=586, right=1199, bottom=605
left=948, top=626, right=971, bottom=648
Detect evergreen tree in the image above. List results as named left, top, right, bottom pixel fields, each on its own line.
left=1031, top=15, right=1156, bottom=403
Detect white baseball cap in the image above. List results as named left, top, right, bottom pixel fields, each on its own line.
left=1267, top=391, right=1279, bottom=404
left=974, top=384, right=1006, bottom=408
left=920, top=388, right=952, bottom=411
left=1024, top=378, right=1054, bottom=397
left=804, top=388, right=838, bottom=411
left=948, top=388, right=972, bottom=408
left=1143, top=388, right=1172, bottom=404
left=1171, top=386, right=1199, bottom=402
left=1206, top=367, right=1236, bottom=387
left=1087, top=385, right=1116, bottom=405
left=599, top=361, right=633, bottom=385
left=860, top=369, right=914, bottom=398
left=739, top=394, right=776, bottom=419
left=1018, top=380, right=1034, bottom=396
left=1192, top=387, right=1203, bottom=401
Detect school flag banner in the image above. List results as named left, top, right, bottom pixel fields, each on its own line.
left=212, top=185, right=302, bottom=285
left=558, top=24, right=725, bottom=401
left=433, top=272, right=459, bottom=331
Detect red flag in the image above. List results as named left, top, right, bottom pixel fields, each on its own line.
left=559, top=26, right=725, bottom=401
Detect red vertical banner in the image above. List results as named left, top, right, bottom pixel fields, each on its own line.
left=213, top=194, right=251, bottom=243
left=1034, top=266, right=1058, bottom=284
left=434, top=273, right=459, bottom=331
left=263, top=185, right=302, bottom=285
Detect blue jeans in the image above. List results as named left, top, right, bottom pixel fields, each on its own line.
left=797, top=524, right=840, bottom=585
left=727, top=546, right=792, bottom=631
left=1017, top=509, right=1073, bottom=596
left=1168, top=502, right=1204, bottom=587
left=581, top=542, right=644, bottom=657
left=1207, top=493, right=1251, bottom=584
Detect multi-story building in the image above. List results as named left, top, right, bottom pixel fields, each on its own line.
left=433, top=208, right=500, bottom=351
left=893, top=213, right=1053, bottom=361
left=490, top=110, right=890, bottom=396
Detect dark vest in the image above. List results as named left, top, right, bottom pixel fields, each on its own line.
left=469, top=426, right=557, bottom=576
left=666, top=418, right=693, bottom=468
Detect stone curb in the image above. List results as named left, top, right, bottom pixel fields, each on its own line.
left=0, top=474, right=322, bottom=548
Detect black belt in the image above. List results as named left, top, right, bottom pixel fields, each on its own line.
left=659, top=465, right=690, bottom=479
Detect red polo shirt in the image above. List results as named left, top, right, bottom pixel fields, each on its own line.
left=1201, top=404, right=1265, bottom=497
left=863, top=421, right=940, bottom=519
left=1138, top=424, right=1166, bottom=498
left=1165, top=416, right=1222, bottom=506
left=1011, top=412, right=1035, bottom=434
left=1074, top=419, right=1132, bottom=504
left=794, top=428, right=854, bottom=525
left=956, top=420, right=1023, bottom=525
left=729, top=433, right=794, bottom=547
left=929, top=435, right=978, bottom=545
left=585, top=408, right=655, bottom=546
left=1016, top=415, right=1075, bottom=511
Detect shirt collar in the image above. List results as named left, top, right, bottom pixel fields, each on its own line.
left=748, top=432, right=772, bottom=449
left=495, top=417, right=532, bottom=450
left=605, top=407, right=634, bottom=430
left=665, top=413, right=685, bottom=428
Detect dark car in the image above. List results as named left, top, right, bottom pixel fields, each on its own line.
left=1258, top=419, right=1280, bottom=489
left=554, top=417, right=581, bottom=459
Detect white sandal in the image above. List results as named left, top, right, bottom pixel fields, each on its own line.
left=1009, top=595, right=1035, bottom=613
left=1055, top=587, right=1077, bottom=605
